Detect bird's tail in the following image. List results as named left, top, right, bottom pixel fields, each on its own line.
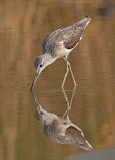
left=76, top=16, right=91, bottom=29
left=79, top=139, right=93, bottom=151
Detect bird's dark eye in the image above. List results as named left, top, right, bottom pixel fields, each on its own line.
left=40, top=112, right=43, bottom=115
left=63, top=123, right=67, bottom=125
left=40, top=64, right=43, bottom=67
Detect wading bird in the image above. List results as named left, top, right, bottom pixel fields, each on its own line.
left=30, top=16, right=91, bottom=90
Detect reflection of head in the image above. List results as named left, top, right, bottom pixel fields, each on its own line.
left=35, top=105, right=57, bottom=125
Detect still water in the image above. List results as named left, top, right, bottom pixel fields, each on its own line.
left=0, top=0, right=115, bottom=160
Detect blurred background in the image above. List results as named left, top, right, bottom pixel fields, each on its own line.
left=0, top=0, right=115, bottom=160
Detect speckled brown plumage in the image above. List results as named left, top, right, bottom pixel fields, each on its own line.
left=30, top=16, right=91, bottom=90
left=64, top=29, right=83, bottom=49
left=42, top=17, right=91, bottom=58
left=32, top=90, right=93, bottom=150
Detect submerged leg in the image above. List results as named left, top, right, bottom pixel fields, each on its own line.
left=62, top=58, right=77, bottom=88
left=62, top=86, right=77, bottom=120
left=62, top=59, right=70, bottom=88
left=68, top=61, right=77, bottom=86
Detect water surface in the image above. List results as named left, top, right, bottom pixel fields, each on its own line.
left=0, top=0, right=115, bottom=160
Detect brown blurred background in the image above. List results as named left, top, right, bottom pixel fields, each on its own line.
left=0, top=0, right=115, bottom=160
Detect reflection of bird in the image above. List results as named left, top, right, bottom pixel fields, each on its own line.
left=31, top=91, right=93, bottom=150
left=30, top=16, right=91, bottom=90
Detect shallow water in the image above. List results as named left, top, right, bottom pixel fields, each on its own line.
left=0, top=0, right=115, bottom=160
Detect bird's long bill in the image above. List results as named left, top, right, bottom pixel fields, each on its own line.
left=30, top=71, right=39, bottom=90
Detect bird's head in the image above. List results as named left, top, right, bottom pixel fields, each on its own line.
left=35, top=105, right=48, bottom=124
left=34, top=55, right=48, bottom=74
left=30, top=54, right=56, bottom=90
left=35, top=104, right=57, bottom=125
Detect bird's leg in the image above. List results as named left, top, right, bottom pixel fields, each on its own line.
left=62, top=57, right=70, bottom=88
left=69, top=85, right=77, bottom=107
left=62, top=87, right=70, bottom=119
left=67, top=61, right=77, bottom=87
left=62, top=57, right=77, bottom=88
left=62, top=86, right=77, bottom=120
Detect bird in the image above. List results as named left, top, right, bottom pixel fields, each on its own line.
left=30, top=16, right=91, bottom=90
left=31, top=90, right=93, bottom=150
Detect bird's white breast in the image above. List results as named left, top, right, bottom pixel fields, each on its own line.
left=55, top=41, right=72, bottom=58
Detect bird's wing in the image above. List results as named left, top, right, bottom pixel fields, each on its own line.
left=63, top=16, right=91, bottom=50
left=65, top=126, right=85, bottom=144
left=42, top=17, right=90, bottom=54
left=62, top=28, right=84, bottom=49
left=41, top=28, right=62, bottom=54
left=65, top=126, right=92, bottom=150
left=41, top=27, right=83, bottom=54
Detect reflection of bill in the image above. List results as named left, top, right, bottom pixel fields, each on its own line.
left=31, top=90, right=93, bottom=151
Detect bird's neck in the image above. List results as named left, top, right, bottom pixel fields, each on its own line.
left=43, top=53, right=57, bottom=66
left=44, top=112, right=58, bottom=125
